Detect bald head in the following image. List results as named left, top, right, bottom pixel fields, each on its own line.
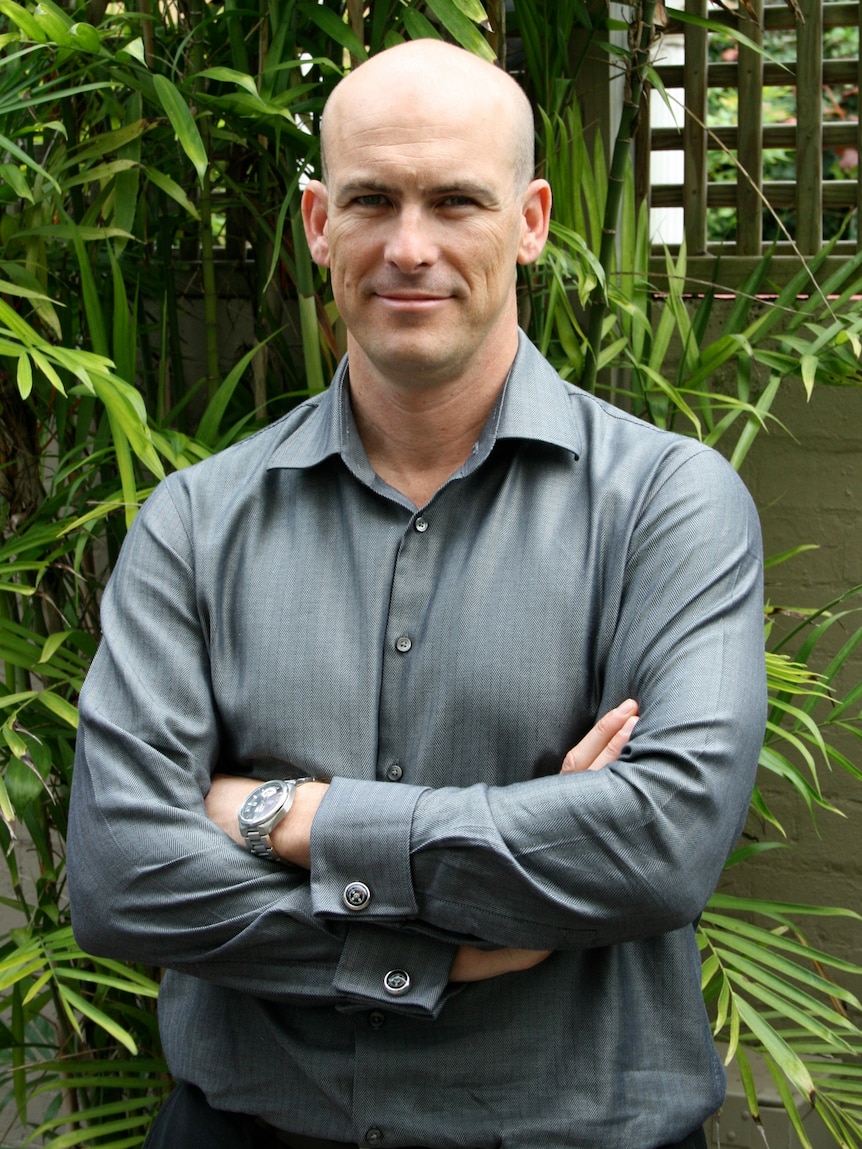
left=320, top=39, right=535, bottom=192
left=302, top=36, right=552, bottom=394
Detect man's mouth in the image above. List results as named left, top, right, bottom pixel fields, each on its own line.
left=373, top=291, right=451, bottom=311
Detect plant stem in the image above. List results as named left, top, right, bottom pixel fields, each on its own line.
left=486, top=0, right=507, bottom=65
left=291, top=203, right=325, bottom=395
left=582, top=0, right=657, bottom=391
left=189, top=0, right=220, bottom=401
left=346, top=0, right=364, bottom=67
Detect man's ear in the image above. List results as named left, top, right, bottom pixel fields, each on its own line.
left=302, top=180, right=331, bottom=268
left=516, top=179, right=552, bottom=266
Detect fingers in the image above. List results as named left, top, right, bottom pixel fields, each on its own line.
left=585, top=713, right=638, bottom=771
left=450, top=945, right=553, bottom=982
left=560, top=699, right=639, bottom=774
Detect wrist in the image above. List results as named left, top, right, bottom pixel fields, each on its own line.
left=269, top=781, right=329, bottom=869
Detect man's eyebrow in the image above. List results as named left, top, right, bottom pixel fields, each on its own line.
left=430, top=181, right=499, bottom=201
left=334, top=179, right=393, bottom=198
left=334, top=178, right=499, bottom=201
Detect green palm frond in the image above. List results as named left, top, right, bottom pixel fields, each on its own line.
left=0, top=927, right=168, bottom=1147
left=699, top=896, right=862, bottom=1148
left=700, top=587, right=862, bottom=1146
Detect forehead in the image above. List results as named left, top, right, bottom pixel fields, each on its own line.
left=325, top=98, right=511, bottom=193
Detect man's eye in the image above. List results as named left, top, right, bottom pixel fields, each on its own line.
left=441, top=196, right=475, bottom=208
left=354, top=194, right=387, bottom=207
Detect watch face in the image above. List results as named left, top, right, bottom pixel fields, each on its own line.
left=240, top=781, right=286, bottom=824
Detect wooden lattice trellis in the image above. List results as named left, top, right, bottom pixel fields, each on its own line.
left=635, top=0, right=861, bottom=285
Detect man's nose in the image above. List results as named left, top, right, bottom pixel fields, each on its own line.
left=384, top=207, right=437, bottom=272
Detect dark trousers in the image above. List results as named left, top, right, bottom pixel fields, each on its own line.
left=142, top=1082, right=709, bottom=1149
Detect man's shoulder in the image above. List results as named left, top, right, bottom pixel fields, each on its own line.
left=130, top=390, right=337, bottom=549
left=165, top=391, right=332, bottom=494
left=519, top=338, right=720, bottom=469
left=569, top=383, right=704, bottom=458
left=511, top=341, right=751, bottom=525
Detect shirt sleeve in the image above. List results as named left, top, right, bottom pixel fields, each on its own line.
left=67, top=480, right=457, bottom=1017
left=309, top=447, right=767, bottom=951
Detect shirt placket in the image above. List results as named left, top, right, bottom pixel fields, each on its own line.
left=375, top=506, right=442, bottom=788
left=345, top=502, right=447, bottom=1146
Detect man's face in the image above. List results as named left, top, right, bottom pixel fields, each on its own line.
left=305, top=85, right=544, bottom=390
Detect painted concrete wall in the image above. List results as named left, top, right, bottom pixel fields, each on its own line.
left=716, top=350, right=862, bottom=989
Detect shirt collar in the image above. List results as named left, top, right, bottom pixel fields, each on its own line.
left=267, top=330, right=581, bottom=474
left=266, top=356, right=351, bottom=472
left=495, top=331, right=582, bottom=457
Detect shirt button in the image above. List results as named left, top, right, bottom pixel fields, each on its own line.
left=342, top=881, right=371, bottom=911
left=368, top=1010, right=386, bottom=1029
left=364, top=1129, right=384, bottom=1147
left=383, top=969, right=411, bottom=996
left=394, top=635, right=412, bottom=653
left=414, top=516, right=429, bottom=533
left=385, top=763, right=403, bottom=782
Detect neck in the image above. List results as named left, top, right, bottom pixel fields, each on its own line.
left=346, top=335, right=517, bottom=507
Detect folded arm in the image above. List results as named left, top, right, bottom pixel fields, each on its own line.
left=203, top=699, right=639, bottom=981
left=68, top=479, right=635, bottom=1014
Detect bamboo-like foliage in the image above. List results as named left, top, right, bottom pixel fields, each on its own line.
left=2, top=1, right=862, bottom=1146
left=0, top=4, right=498, bottom=1144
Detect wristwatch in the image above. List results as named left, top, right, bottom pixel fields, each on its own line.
left=237, top=777, right=314, bottom=860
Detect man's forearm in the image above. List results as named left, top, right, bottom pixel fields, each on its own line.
left=206, top=702, right=638, bottom=869
left=204, top=774, right=329, bottom=867
left=203, top=704, right=639, bottom=984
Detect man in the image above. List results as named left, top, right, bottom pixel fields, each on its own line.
left=68, top=38, right=766, bottom=1149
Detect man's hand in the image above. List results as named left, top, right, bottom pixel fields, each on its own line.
left=449, top=945, right=553, bottom=981
left=560, top=698, right=638, bottom=774
left=450, top=699, right=640, bottom=982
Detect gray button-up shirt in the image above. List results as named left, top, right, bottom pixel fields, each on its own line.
left=68, top=334, right=766, bottom=1149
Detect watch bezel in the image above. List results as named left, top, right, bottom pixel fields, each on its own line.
left=238, top=779, right=291, bottom=828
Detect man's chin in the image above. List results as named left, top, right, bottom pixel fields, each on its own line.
left=359, top=334, right=465, bottom=385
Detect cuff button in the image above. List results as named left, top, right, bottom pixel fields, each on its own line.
left=343, top=881, right=372, bottom=911
left=383, top=969, right=411, bottom=996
